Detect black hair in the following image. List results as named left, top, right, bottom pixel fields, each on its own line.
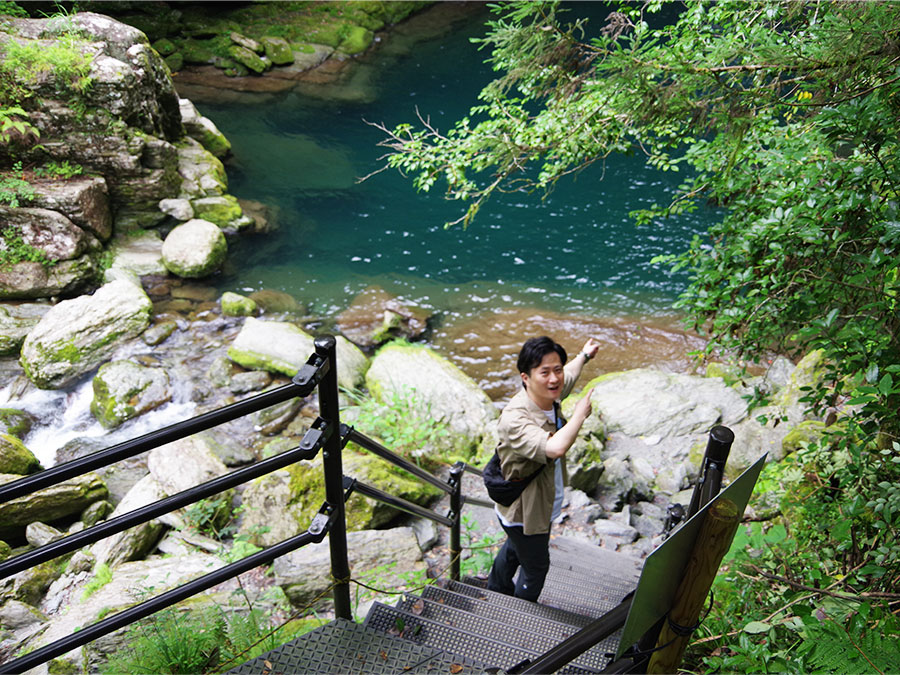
left=517, top=336, right=567, bottom=384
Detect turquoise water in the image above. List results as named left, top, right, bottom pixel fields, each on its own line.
left=199, top=6, right=717, bottom=322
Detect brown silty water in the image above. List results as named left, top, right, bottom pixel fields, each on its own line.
left=431, top=307, right=709, bottom=404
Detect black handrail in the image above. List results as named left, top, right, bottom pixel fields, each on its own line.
left=343, top=476, right=455, bottom=527
left=0, top=350, right=326, bottom=504
left=341, top=424, right=455, bottom=494
left=0, top=424, right=328, bottom=579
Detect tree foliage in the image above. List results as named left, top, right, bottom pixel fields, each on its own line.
left=379, top=1, right=900, bottom=667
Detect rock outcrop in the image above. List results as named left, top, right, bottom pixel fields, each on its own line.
left=19, top=280, right=153, bottom=389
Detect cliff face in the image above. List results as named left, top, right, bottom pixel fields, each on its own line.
left=0, top=12, right=239, bottom=299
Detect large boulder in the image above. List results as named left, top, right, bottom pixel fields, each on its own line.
left=274, top=528, right=426, bottom=607
left=161, top=218, right=227, bottom=278
left=0, top=256, right=98, bottom=300
left=27, top=175, right=113, bottom=241
left=19, top=280, right=153, bottom=389
left=24, top=553, right=225, bottom=673
left=227, top=317, right=369, bottom=391
left=365, top=342, right=498, bottom=459
left=105, top=230, right=167, bottom=278
left=0, top=472, right=107, bottom=540
left=238, top=452, right=441, bottom=547
left=91, top=360, right=171, bottom=428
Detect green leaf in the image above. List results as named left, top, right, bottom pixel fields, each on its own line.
left=743, top=621, right=772, bottom=634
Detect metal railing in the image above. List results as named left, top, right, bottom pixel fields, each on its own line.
left=0, top=336, right=491, bottom=673
left=0, top=333, right=734, bottom=675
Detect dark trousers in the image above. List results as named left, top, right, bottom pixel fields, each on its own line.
left=486, top=521, right=550, bottom=602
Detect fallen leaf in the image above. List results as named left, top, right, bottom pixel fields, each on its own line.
left=380, top=650, right=388, bottom=661
left=450, top=664, right=463, bottom=673
left=411, top=599, right=425, bottom=615
left=264, top=661, right=272, bottom=669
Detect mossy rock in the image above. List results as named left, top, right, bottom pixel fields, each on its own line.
left=163, top=52, right=184, bottom=73
left=178, top=39, right=217, bottom=65
left=337, top=25, right=374, bottom=55
left=220, top=291, right=258, bottom=317
left=706, top=361, right=743, bottom=386
left=191, top=195, right=243, bottom=228
left=0, top=539, right=10, bottom=562
left=0, top=434, right=42, bottom=475
left=261, top=36, right=294, bottom=65
left=782, top=420, right=828, bottom=455
left=0, top=408, right=35, bottom=439
left=152, top=38, right=178, bottom=56
left=228, top=44, right=268, bottom=73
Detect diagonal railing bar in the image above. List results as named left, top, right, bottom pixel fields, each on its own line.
left=0, top=419, right=330, bottom=580
left=342, top=476, right=454, bottom=527
left=0, top=501, right=344, bottom=675
left=462, top=494, right=494, bottom=509
left=0, top=351, right=327, bottom=504
left=340, top=424, right=455, bottom=494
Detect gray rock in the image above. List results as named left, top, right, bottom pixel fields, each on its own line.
left=593, top=518, right=639, bottom=548
left=25, top=522, right=64, bottom=548
left=178, top=98, right=231, bottom=158
left=27, top=176, right=113, bottom=241
left=274, top=528, right=425, bottom=607
left=336, top=285, right=430, bottom=348
left=0, top=472, right=107, bottom=541
left=365, top=342, right=497, bottom=459
left=0, top=304, right=48, bottom=357
left=158, top=197, right=194, bottom=221
left=161, top=218, right=227, bottom=278
left=0, top=206, right=95, bottom=262
left=177, top=138, right=228, bottom=199
left=0, top=599, right=47, bottom=630
left=631, top=512, right=664, bottom=539
left=229, top=370, right=271, bottom=394
left=228, top=317, right=369, bottom=391
left=148, top=435, right=229, bottom=498
left=409, top=516, right=439, bottom=551
left=142, top=320, right=177, bottom=346
left=0, top=407, right=36, bottom=439
left=91, top=360, right=171, bottom=428
left=19, top=280, right=153, bottom=389
left=81, top=500, right=114, bottom=527
left=89, top=474, right=166, bottom=567
left=230, top=31, right=262, bottom=53
left=56, top=438, right=147, bottom=507
left=0, top=256, right=98, bottom=300
left=253, top=396, right=302, bottom=435
left=27, top=553, right=225, bottom=671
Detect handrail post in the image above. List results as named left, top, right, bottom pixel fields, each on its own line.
left=448, top=461, right=464, bottom=581
left=316, top=336, right=352, bottom=620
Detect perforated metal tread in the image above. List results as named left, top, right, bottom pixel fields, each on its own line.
left=539, top=569, right=637, bottom=617
left=365, top=603, right=599, bottom=674
left=421, top=585, right=582, bottom=639
left=397, top=594, right=613, bottom=672
left=448, top=579, right=593, bottom=628
left=549, top=537, right=643, bottom=581
left=226, top=618, right=483, bottom=674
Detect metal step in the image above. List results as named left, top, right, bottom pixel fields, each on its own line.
left=549, top=537, right=643, bottom=582
left=539, top=567, right=637, bottom=617
left=366, top=602, right=602, bottom=674
left=226, top=618, right=484, bottom=674
left=396, top=594, right=615, bottom=672
left=445, top=579, right=594, bottom=628
left=421, top=584, right=583, bottom=638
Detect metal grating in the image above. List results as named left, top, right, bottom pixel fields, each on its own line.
left=538, top=572, right=634, bottom=618
left=447, top=580, right=593, bottom=628
left=366, top=603, right=600, bottom=675
left=421, top=585, right=581, bottom=640
left=397, top=595, right=612, bottom=672
left=226, top=618, right=483, bottom=675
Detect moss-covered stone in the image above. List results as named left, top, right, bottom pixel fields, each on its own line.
left=179, top=39, right=217, bottom=64
left=0, top=540, right=11, bottom=562
left=0, top=408, right=34, bottom=439
left=261, top=36, right=294, bottom=65
left=706, top=361, right=743, bottom=386
left=190, top=195, right=242, bottom=228
left=782, top=420, right=828, bottom=455
left=90, top=360, right=171, bottom=429
left=163, top=52, right=184, bottom=73
left=228, top=44, right=268, bottom=73
left=0, top=434, right=42, bottom=475
left=152, top=37, right=178, bottom=56
left=337, top=25, right=374, bottom=55
left=220, top=291, right=257, bottom=317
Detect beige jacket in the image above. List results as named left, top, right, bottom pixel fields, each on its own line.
left=495, top=369, right=576, bottom=535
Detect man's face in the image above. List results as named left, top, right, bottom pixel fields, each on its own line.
left=521, top=351, right=564, bottom=407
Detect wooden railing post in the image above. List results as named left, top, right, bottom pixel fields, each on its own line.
left=647, top=498, right=741, bottom=673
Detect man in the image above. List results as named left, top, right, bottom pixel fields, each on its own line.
left=487, top=335, right=598, bottom=601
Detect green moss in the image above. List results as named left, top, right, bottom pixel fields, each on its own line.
left=0, top=408, right=33, bottom=439
left=81, top=562, right=113, bottom=601
left=782, top=420, right=828, bottom=455
left=191, top=194, right=242, bottom=228
left=336, top=25, right=373, bottom=55
left=0, top=539, right=11, bottom=562
left=47, top=658, right=80, bottom=675
left=0, top=433, right=42, bottom=474
left=220, top=291, right=257, bottom=317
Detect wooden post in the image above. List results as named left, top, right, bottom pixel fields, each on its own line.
left=647, top=498, right=741, bottom=674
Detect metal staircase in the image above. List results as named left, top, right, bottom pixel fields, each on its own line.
left=229, top=537, right=642, bottom=674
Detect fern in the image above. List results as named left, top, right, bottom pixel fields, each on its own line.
left=799, top=615, right=900, bottom=674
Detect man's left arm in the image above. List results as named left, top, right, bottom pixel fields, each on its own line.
left=564, top=337, right=599, bottom=384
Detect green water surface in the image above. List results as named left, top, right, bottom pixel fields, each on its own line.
left=200, top=5, right=717, bottom=322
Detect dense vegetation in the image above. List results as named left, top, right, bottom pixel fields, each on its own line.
left=379, top=1, right=900, bottom=671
